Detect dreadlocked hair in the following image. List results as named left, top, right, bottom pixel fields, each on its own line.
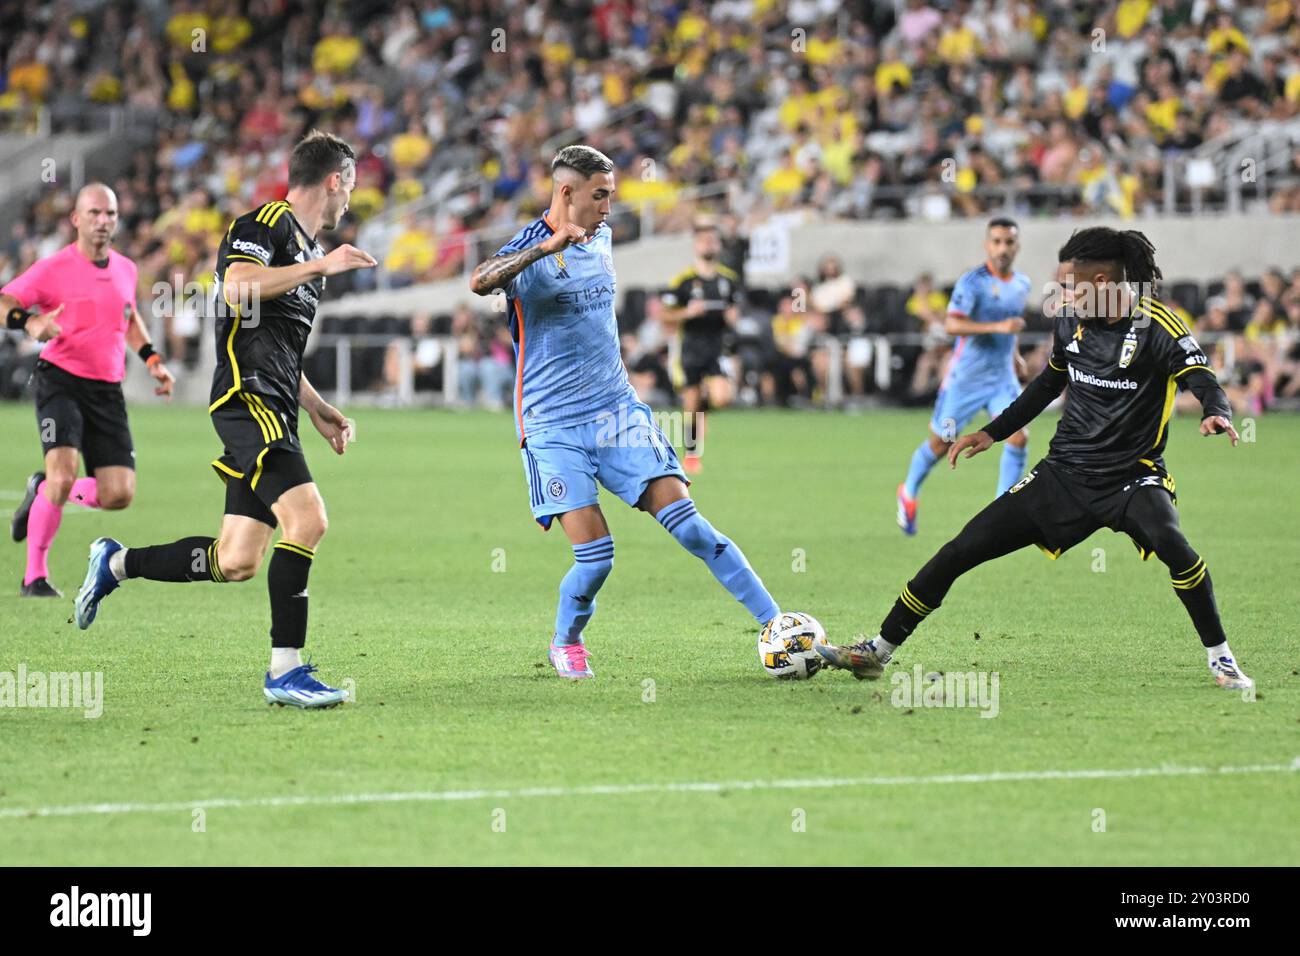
left=1058, top=226, right=1162, bottom=297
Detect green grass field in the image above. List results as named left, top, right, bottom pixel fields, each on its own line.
left=1, top=401, right=1296, bottom=865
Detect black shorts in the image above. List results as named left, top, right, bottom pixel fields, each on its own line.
left=1007, top=457, right=1177, bottom=559
left=32, top=360, right=135, bottom=472
left=680, top=338, right=726, bottom=387
left=210, top=398, right=313, bottom=528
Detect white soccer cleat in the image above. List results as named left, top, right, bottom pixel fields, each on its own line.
left=1209, top=655, right=1253, bottom=691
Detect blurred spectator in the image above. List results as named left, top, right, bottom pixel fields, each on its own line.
left=1205, top=272, right=1256, bottom=332
left=906, top=272, right=951, bottom=399
left=763, top=293, right=822, bottom=407
left=382, top=311, right=443, bottom=399
left=451, top=304, right=512, bottom=409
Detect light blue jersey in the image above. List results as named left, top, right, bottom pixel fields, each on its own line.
left=498, top=213, right=637, bottom=444
left=942, top=262, right=1033, bottom=389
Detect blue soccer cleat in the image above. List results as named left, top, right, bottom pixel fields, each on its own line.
left=74, top=537, right=123, bottom=630
left=264, top=663, right=349, bottom=708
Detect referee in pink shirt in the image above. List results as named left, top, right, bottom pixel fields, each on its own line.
left=3, top=183, right=175, bottom=597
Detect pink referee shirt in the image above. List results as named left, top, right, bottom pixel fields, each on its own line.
left=2, top=243, right=139, bottom=383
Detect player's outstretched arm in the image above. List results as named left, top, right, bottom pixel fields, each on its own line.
left=1182, top=369, right=1238, bottom=445
left=945, top=314, right=1025, bottom=336
left=972, top=361, right=1069, bottom=460
left=948, top=430, right=995, bottom=468
left=299, top=373, right=354, bottom=456
left=224, top=244, right=376, bottom=306
left=469, top=223, right=585, bottom=296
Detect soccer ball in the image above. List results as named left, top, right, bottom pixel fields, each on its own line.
left=758, top=612, right=828, bottom=680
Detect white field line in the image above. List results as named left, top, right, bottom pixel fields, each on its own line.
left=0, top=508, right=93, bottom=518
left=2, top=757, right=1297, bottom=820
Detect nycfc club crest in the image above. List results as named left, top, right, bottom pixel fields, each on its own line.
left=547, top=478, right=567, bottom=499
left=1118, top=329, right=1138, bottom=369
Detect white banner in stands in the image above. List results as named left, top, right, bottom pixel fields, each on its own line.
left=744, top=221, right=790, bottom=276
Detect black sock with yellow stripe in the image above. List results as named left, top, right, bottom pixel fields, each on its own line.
left=880, top=582, right=939, bottom=645
left=124, top=536, right=224, bottom=583
left=268, top=541, right=314, bottom=649
left=1169, top=556, right=1227, bottom=648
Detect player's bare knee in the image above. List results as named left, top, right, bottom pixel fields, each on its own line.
left=283, top=509, right=327, bottom=549
left=218, top=550, right=262, bottom=582
left=220, top=562, right=258, bottom=583
left=42, top=475, right=74, bottom=505
left=99, top=490, right=133, bottom=511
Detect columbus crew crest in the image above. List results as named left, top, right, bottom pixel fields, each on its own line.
left=1118, top=329, right=1138, bottom=369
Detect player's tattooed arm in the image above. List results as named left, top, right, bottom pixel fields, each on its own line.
left=469, top=223, right=585, bottom=296
left=469, top=246, right=551, bottom=296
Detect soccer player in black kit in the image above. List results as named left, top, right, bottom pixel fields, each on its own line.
left=661, top=220, right=741, bottom=473
left=73, top=131, right=378, bottom=708
left=818, top=227, right=1252, bottom=691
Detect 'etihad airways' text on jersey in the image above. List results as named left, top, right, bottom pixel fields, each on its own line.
left=498, top=214, right=636, bottom=443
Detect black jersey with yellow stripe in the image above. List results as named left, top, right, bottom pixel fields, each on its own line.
left=661, top=264, right=740, bottom=341
left=1043, top=295, right=1222, bottom=476
left=209, top=200, right=325, bottom=420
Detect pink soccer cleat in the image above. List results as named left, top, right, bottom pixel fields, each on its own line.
left=549, top=639, right=595, bottom=679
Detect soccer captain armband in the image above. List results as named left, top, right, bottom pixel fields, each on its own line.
left=6, top=306, right=32, bottom=330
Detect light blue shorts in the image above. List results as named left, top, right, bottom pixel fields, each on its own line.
left=930, top=375, right=1023, bottom=441
left=520, top=401, right=688, bottom=529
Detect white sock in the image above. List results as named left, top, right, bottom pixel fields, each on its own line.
left=270, top=648, right=303, bottom=679
left=1206, top=641, right=1232, bottom=664
left=109, top=548, right=128, bottom=582
left=868, top=635, right=898, bottom=663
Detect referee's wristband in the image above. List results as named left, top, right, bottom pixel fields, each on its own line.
left=137, top=344, right=162, bottom=367
left=6, top=306, right=32, bottom=331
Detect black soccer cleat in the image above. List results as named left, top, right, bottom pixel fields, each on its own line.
left=20, top=576, right=63, bottom=598
left=11, top=471, right=44, bottom=542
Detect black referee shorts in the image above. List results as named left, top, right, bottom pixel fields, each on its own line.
left=32, top=359, right=135, bottom=472
left=1004, top=457, right=1177, bottom=560
left=209, top=397, right=313, bottom=528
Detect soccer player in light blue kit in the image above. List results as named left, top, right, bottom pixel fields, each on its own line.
left=896, top=218, right=1033, bottom=534
left=469, top=145, right=781, bottom=679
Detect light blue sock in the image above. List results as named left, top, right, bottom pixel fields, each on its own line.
left=655, top=499, right=779, bottom=625
left=904, top=441, right=941, bottom=498
left=997, top=443, right=1028, bottom=496
left=553, top=536, right=613, bottom=645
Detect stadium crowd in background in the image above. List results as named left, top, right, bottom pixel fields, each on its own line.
left=2, top=0, right=1300, bottom=409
